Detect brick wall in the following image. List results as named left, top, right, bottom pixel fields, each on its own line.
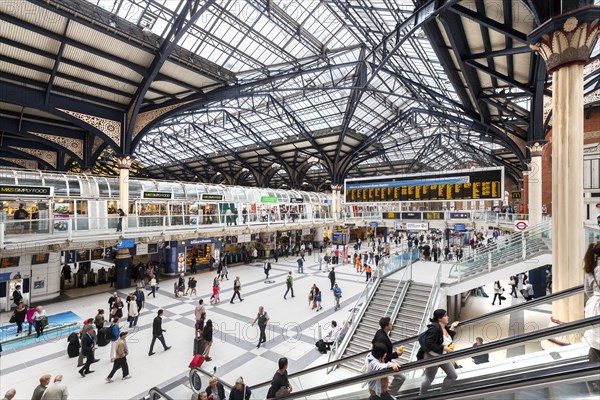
left=523, top=107, right=600, bottom=216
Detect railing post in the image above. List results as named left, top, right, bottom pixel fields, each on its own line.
left=67, top=219, right=73, bottom=242
left=488, top=252, right=492, bottom=272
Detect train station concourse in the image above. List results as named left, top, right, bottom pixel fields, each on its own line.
left=1, top=0, right=600, bottom=399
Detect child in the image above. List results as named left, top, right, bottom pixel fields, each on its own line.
left=315, top=291, right=322, bottom=312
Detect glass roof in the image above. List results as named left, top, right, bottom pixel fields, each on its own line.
left=85, top=0, right=516, bottom=183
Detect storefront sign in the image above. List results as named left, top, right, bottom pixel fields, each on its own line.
left=450, top=212, right=470, bottom=219
left=323, top=199, right=332, bottom=204
left=454, top=224, right=467, bottom=232
left=143, top=191, right=172, bottom=199
left=201, top=194, right=223, bottom=201
left=0, top=184, right=53, bottom=196
left=406, top=222, right=428, bottom=231
left=186, top=238, right=212, bottom=246
left=237, top=234, right=251, bottom=243
left=290, top=197, right=303, bottom=203
left=302, top=228, right=311, bottom=235
left=369, top=222, right=379, bottom=228
left=136, top=243, right=148, bottom=255
left=261, top=196, right=278, bottom=203
left=511, top=191, right=522, bottom=199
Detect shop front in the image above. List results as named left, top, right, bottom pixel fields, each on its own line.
left=165, top=238, right=223, bottom=274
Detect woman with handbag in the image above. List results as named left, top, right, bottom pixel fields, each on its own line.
left=492, top=281, right=503, bottom=305
left=12, top=303, right=26, bottom=336
left=127, top=293, right=139, bottom=328
left=111, top=297, right=124, bottom=319
left=32, top=306, right=47, bottom=338
left=266, top=357, right=293, bottom=398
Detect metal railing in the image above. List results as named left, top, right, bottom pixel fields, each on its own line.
left=245, top=284, right=584, bottom=396
left=272, top=313, right=600, bottom=399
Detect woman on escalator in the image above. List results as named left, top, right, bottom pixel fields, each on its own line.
left=417, top=309, right=460, bottom=396
left=583, top=242, right=600, bottom=383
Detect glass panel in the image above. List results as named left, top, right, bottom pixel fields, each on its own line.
left=44, top=175, right=68, bottom=197
left=66, top=176, right=81, bottom=197
left=15, top=171, right=42, bottom=187
left=97, top=178, right=110, bottom=198
left=129, top=180, right=143, bottom=198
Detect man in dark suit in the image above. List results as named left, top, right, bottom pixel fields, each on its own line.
left=79, top=326, right=96, bottom=377
left=148, top=309, right=171, bottom=356
left=12, top=285, right=23, bottom=306
left=372, top=317, right=406, bottom=395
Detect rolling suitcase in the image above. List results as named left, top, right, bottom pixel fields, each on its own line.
left=189, top=354, right=205, bottom=369
left=193, top=337, right=205, bottom=355
left=98, top=268, right=107, bottom=284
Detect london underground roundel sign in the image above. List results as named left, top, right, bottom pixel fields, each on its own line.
left=514, top=220, right=529, bottom=231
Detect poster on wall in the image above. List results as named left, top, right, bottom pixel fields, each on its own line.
left=137, top=243, right=148, bottom=255
left=31, top=254, right=49, bottom=265
left=53, top=203, right=70, bottom=232
left=190, top=203, right=200, bottom=225
left=91, top=248, right=105, bottom=260
left=148, top=243, right=158, bottom=254
left=177, top=252, right=186, bottom=273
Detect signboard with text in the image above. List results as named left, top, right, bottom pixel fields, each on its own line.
left=142, top=191, right=172, bottom=199
left=261, top=196, right=278, bottom=203
left=344, top=167, right=503, bottom=203
left=406, top=222, right=429, bottom=231
left=0, top=184, right=53, bottom=196
left=201, top=194, right=223, bottom=201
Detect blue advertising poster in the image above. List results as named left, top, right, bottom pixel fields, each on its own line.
left=454, top=224, right=467, bottom=231
left=116, top=239, right=135, bottom=249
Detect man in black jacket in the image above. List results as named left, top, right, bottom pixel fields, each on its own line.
left=12, top=285, right=23, bottom=306
left=372, top=317, right=406, bottom=395
left=79, top=326, right=96, bottom=377
left=148, top=309, right=171, bottom=356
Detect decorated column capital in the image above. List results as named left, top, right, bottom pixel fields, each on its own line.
left=529, top=7, right=600, bottom=73
left=331, top=184, right=343, bottom=192
left=114, top=154, right=135, bottom=169
left=527, top=141, right=548, bottom=157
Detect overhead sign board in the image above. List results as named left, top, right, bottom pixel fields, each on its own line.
left=143, top=191, right=172, bottom=199
left=0, top=184, right=53, bottom=196
left=514, top=220, right=529, bottom=231
left=450, top=212, right=470, bottom=219
left=406, top=222, right=429, bottom=231
left=290, top=197, right=303, bottom=203
left=344, top=167, right=503, bottom=203
left=261, top=196, right=278, bottom=203
left=201, top=194, right=223, bottom=201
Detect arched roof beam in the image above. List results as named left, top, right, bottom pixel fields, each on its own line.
left=126, top=0, right=215, bottom=152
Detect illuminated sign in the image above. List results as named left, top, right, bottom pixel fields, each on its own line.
left=344, top=167, right=503, bottom=203
left=143, top=191, right=172, bottom=199
left=201, top=194, right=223, bottom=201
left=0, top=185, right=53, bottom=196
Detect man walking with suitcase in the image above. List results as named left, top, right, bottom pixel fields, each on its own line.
left=148, top=310, right=171, bottom=356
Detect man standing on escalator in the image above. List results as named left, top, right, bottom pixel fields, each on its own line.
left=372, top=317, right=406, bottom=397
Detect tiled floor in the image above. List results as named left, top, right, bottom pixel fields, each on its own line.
left=0, top=255, right=369, bottom=400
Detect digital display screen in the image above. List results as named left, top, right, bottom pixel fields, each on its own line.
left=344, top=168, right=503, bottom=203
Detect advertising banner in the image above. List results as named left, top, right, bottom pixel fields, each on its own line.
left=53, top=203, right=70, bottom=232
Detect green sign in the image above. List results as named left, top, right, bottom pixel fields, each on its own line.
left=261, top=196, right=278, bottom=203
left=0, top=184, right=52, bottom=196
left=143, top=191, right=172, bottom=199
left=201, top=194, right=223, bottom=201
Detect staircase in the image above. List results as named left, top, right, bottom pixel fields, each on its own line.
left=391, top=282, right=433, bottom=364
left=448, top=221, right=552, bottom=283
left=340, top=279, right=405, bottom=371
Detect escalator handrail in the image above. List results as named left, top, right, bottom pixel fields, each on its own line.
left=269, top=312, right=600, bottom=399
left=247, top=283, right=584, bottom=390
left=147, top=387, right=176, bottom=400
left=412, top=361, right=600, bottom=400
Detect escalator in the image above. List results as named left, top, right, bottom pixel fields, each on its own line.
left=241, top=284, right=595, bottom=399
left=272, top=314, right=600, bottom=399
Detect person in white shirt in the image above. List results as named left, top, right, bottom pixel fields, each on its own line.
left=32, top=306, right=46, bottom=338
left=323, top=321, right=342, bottom=351
left=148, top=275, right=157, bottom=298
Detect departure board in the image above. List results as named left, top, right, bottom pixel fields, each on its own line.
left=344, top=167, right=503, bottom=203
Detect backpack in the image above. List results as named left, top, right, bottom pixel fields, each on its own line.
left=97, top=327, right=112, bottom=347
left=67, top=332, right=79, bottom=344
left=418, top=330, right=428, bottom=349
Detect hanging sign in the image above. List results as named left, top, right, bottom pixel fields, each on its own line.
left=143, top=191, right=172, bottom=199
left=261, top=196, right=278, bottom=203
left=514, top=220, right=529, bottom=231
left=290, top=198, right=303, bottom=203
left=0, top=185, right=53, bottom=196
left=201, top=194, right=223, bottom=201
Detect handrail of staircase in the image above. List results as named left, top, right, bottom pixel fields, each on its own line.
left=384, top=261, right=411, bottom=318
left=273, top=313, right=600, bottom=399
left=247, top=283, right=583, bottom=392
left=409, top=263, right=442, bottom=365
left=147, top=387, right=176, bottom=400
left=449, top=221, right=552, bottom=281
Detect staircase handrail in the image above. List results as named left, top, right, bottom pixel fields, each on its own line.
left=246, top=284, right=583, bottom=391
left=409, top=264, right=442, bottom=364
left=449, top=220, right=552, bottom=281
left=271, top=313, right=600, bottom=399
